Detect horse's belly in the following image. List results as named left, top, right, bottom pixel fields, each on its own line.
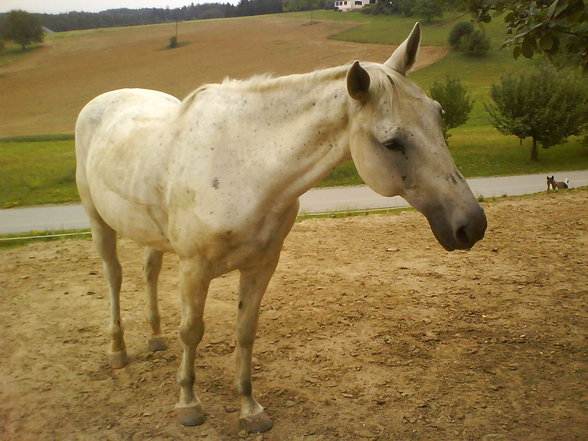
left=91, top=182, right=172, bottom=252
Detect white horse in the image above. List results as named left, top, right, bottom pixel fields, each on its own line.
left=75, top=23, right=486, bottom=433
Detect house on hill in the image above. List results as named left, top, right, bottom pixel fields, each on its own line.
left=334, top=0, right=375, bottom=12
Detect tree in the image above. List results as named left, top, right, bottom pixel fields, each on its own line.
left=282, top=0, right=324, bottom=12
left=458, top=0, right=588, bottom=70
left=486, top=64, right=588, bottom=160
left=0, top=10, right=44, bottom=50
left=413, top=0, right=444, bottom=23
left=429, top=78, right=474, bottom=141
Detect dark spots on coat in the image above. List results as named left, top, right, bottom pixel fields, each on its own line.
left=447, top=174, right=458, bottom=185
left=238, top=301, right=244, bottom=310
left=212, top=178, right=219, bottom=189
left=401, top=175, right=407, bottom=181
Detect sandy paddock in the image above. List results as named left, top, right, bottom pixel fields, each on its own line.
left=0, top=189, right=586, bottom=441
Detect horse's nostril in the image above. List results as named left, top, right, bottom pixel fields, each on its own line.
left=456, top=225, right=469, bottom=245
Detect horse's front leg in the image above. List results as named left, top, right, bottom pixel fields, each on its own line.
left=175, top=256, right=211, bottom=426
left=235, top=201, right=299, bottom=433
left=235, top=257, right=279, bottom=433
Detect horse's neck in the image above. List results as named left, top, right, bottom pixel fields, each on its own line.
left=192, top=71, right=352, bottom=209
left=250, top=76, right=352, bottom=204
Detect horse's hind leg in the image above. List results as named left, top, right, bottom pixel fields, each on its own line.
left=175, top=256, right=211, bottom=426
left=89, top=214, right=128, bottom=368
left=145, top=247, right=168, bottom=351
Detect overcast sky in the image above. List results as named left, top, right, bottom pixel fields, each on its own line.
left=0, top=0, right=236, bottom=15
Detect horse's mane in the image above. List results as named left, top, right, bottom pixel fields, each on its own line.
left=180, top=63, right=357, bottom=114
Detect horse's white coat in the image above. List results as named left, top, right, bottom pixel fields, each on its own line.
left=75, top=24, right=486, bottom=432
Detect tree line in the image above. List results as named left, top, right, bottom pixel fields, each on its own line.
left=0, top=0, right=284, bottom=33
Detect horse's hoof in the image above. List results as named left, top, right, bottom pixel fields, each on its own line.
left=239, top=411, right=274, bottom=433
left=148, top=336, right=168, bottom=351
left=108, top=350, right=129, bottom=369
left=176, top=404, right=205, bottom=426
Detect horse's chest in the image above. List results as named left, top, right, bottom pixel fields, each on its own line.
left=207, top=226, right=280, bottom=273
left=183, top=206, right=292, bottom=276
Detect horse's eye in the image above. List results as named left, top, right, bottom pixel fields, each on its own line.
left=383, top=138, right=404, bottom=152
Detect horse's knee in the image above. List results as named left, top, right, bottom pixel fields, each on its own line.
left=103, top=260, right=122, bottom=282
left=180, top=318, right=205, bottom=346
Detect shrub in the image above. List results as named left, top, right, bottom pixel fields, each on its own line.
left=168, top=35, right=178, bottom=48
left=395, top=0, right=414, bottom=17
left=448, top=21, right=473, bottom=47
left=361, top=3, right=393, bottom=15
left=459, top=30, right=491, bottom=56
left=429, top=77, right=474, bottom=141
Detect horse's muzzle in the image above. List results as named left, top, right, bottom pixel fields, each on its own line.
left=453, top=207, right=487, bottom=250
left=428, top=205, right=487, bottom=251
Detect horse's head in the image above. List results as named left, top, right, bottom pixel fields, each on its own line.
left=345, top=23, right=486, bottom=251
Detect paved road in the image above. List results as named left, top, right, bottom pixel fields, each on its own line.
left=1, top=170, right=586, bottom=235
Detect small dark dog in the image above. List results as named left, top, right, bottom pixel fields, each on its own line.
left=547, top=176, right=569, bottom=190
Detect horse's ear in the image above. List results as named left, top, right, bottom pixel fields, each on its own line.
left=347, top=61, right=370, bottom=102
left=385, top=22, right=421, bottom=76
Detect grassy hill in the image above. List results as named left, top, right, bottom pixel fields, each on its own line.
left=0, top=11, right=585, bottom=208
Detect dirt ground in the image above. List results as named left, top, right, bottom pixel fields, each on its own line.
left=0, top=16, right=446, bottom=137
left=1, top=189, right=586, bottom=441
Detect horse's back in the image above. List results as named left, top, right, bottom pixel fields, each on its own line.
left=76, top=88, right=179, bottom=152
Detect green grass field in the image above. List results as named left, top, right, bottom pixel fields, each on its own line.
left=0, top=139, right=78, bottom=207
left=1, top=11, right=585, bottom=209
left=319, top=131, right=588, bottom=188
